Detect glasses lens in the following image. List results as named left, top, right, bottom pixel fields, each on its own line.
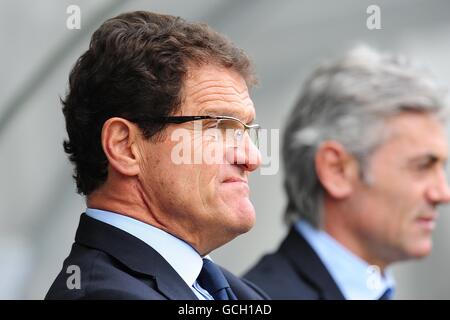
left=216, top=119, right=259, bottom=148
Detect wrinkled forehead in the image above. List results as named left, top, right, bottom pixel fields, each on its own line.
left=180, top=65, right=256, bottom=123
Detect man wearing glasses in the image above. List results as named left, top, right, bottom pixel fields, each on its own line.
left=46, top=11, right=266, bottom=300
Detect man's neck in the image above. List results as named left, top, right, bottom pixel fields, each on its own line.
left=86, top=182, right=219, bottom=256
left=322, top=205, right=390, bottom=272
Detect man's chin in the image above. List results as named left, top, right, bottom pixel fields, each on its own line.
left=228, top=198, right=256, bottom=233
left=407, top=240, right=433, bottom=259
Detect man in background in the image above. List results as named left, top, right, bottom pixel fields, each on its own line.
left=245, top=46, right=450, bottom=299
left=46, top=11, right=266, bottom=300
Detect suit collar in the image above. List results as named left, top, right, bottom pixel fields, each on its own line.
left=85, top=208, right=204, bottom=289
left=279, top=226, right=345, bottom=300
left=295, top=221, right=395, bottom=300
left=75, top=213, right=198, bottom=300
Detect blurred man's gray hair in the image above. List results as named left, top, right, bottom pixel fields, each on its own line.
left=283, top=45, right=449, bottom=228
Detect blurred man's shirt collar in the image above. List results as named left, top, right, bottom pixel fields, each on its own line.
left=295, top=219, right=395, bottom=300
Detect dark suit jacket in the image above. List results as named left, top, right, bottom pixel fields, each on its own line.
left=45, top=213, right=269, bottom=300
left=244, top=227, right=345, bottom=300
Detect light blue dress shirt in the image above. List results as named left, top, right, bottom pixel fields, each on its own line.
left=295, top=220, right=395, bottom=300
left=85, top=208, right=213, bottom=300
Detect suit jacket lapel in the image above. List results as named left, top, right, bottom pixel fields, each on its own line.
left=75, top=213, right=198, bottom=300
left=279, top=227, right=345, bottom=300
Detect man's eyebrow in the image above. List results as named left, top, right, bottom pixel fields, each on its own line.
left=409, top=153, right=447, bottom=166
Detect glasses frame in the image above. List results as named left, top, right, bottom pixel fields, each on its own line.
left=142, top=115, right=260, bottom=147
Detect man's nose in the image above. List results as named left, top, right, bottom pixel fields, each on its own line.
left=226, top=137, right=261, bottom=172
left=427, top=169, right=450, bottom=205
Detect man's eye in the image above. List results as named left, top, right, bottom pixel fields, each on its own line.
left=417, top=162, right=429, bottom=169
left=417, top=161, right=434, bottom=170
left=235, top=129, right=244, bottom=137
left=200, top=120, right=217, bottom=129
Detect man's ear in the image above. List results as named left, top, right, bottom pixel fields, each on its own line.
left=315, top=141, right=360, bottom=199
left=101, top=117, right=141, bottom=177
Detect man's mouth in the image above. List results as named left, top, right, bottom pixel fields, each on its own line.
left=416, top=213, right=438, bottom=231
left=223, top=177, right=248, bottom=184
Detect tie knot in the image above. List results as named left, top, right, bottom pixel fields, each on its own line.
left=197, top=259, right=236, bottom=300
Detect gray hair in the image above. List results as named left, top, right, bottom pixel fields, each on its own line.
left=283, top=45, right=449, bottom=228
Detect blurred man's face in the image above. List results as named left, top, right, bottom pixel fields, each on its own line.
left=349, top=112, right=450, bottom=264
left=137, top=64, right=261, bottom=255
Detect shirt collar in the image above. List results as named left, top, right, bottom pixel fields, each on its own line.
left=295, top=220, right=395, bottom=300
left=85, top=208, right=203, bottom=288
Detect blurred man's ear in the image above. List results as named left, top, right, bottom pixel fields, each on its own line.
left=101, top=117, right=141, bottom=177
left=315, top=141, right=360, bottom=199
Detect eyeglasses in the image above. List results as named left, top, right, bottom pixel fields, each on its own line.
left=136, top=115, right=260, bottom=148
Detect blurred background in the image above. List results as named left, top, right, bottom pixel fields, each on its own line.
left=2, top=0, right=450, bottom=299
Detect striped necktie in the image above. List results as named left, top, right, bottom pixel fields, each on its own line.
left=197, top=259, right=237, bottom=300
